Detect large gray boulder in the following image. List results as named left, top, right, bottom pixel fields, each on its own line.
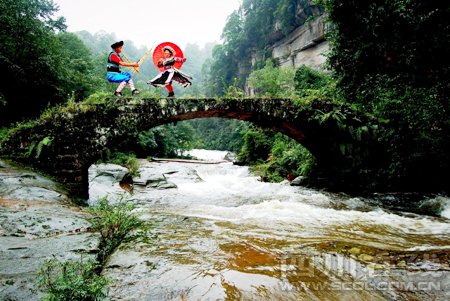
left=88, top=163, right=130, bottom=204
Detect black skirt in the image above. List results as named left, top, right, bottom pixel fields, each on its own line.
left=149, top=68, right=192, bottom=87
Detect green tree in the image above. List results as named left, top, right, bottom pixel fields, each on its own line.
left=188, top=118, right=249, bottom=152
left=111, top=123, right=195, bottom=159
left=238, top=127, right=272, bottom=164
left=318, top=0, right=450, bottom=191
left=206, top=44, right=240, bottom=96
left=318, top=0, right=449, bottom=107
left=0, top=0, right=67, bottom=125
left=275, top=0, right=323, bottom=35
left=150, top=123, right=195, bottom=157
left=76, top=30, right=117, bottom=55
left=248, top=60, right=296, bottom=97
left=251, top=132, right=315, bottom=182
left=56, top=32, right=98, bottom=101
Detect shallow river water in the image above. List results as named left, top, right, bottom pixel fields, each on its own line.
left=91, top=150, right=450, bottom=301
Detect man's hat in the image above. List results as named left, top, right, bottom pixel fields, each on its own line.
left=111, top=41, right=124, bottom=49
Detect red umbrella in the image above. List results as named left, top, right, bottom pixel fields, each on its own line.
left=152, top=42, right=184, bottom=71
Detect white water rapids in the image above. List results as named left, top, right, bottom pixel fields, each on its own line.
left=90, top=150, right=450, bottom=300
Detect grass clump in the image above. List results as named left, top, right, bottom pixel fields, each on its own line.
left=87, top=196, right=143, bottom=265
left=38, top=257, right=109, bottom=301
left=37, top=196, right=143, bottom=300
left=0, top=127, right=8, bottom=144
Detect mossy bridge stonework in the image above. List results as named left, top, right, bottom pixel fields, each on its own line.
left=1, top=97, right=382, bottom=199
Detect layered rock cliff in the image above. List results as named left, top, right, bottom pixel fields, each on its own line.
left=270, top=14, right=328, bottom=71
left=247, top=2, right=328, bottom=72
left=246, top=10, right=328, bottom=95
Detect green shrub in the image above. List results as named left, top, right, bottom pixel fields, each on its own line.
left=257, top=133, right=315, bottom=182
left=237, top=128, right=272, bottom=164
left=88, top=196, right=143, bottom=264
left=38, top=257, right=109, bottom=301
left=292, top=65, right=342, bottom=103
left=294, top=65, right=329, bottom=91
left=224, top=78, right=245, bottom=98
left=0, top=127, right=8, bottom=144
left=82, top=92, right=111, bottom=105
left=318, top=0, right=449, bottom=107
left=248, top=60, right=296, bottom=97
left=238, top=128, right=315, bottom=182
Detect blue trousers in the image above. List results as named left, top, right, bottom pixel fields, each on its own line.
left=107, top=72, right=132, bottom=83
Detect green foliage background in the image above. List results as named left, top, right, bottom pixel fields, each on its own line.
left=316, top=0, right=450, bottom=191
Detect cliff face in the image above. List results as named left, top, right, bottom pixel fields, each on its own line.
left=244, top=2, right=328, bottom=95
left=270, top=14, right=328, bottom=71
left=246, top=13, right=328, bottom=95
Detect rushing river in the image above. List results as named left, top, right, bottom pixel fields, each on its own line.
left=90, top=150, right=450, bottom=300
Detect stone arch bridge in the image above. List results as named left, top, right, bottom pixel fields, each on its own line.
left=1, top=98, right=382, bottom=199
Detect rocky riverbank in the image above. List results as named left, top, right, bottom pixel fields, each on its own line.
left=0, top=160, right=99, bottom=301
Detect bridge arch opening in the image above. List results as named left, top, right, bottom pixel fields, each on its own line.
left=88, top=117, right=316, bottom=201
